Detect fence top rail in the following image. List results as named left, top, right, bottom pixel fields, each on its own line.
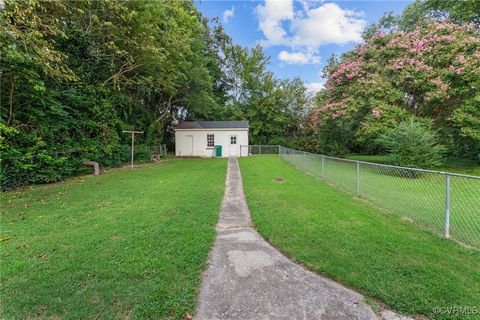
left=277, top=145, right=480, bottom=180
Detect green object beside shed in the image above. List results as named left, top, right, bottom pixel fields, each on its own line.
left=215, top=145, right=222, bottom=157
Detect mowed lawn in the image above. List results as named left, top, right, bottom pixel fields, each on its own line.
left=348, top=154, right=480, bottom=177
left=0, top=158, right=226, bottom=319
left=283, top=153, right=480, bottom=248
left=239, top=156, right=480, bottom=320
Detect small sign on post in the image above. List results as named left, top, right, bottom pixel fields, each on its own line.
left=122, top=130, right=144, bottom=169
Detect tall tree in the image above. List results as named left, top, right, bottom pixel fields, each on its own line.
left=0, top=0, right=311, bottom=189
left=401, top=0, right=480, bottom=28
left=311, top=20, right=480, bottom=157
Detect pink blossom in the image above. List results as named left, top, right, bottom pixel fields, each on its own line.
left=449, top=65, right=465, bottom=74
left=387, top=38, right=402, bottom=48
left=356, top=45, right=366, bottom=57
left=332, top=59, right=363, bottom=82
left=441, top=35, right=454, bottom=43
left=371, top=109, right=382, bottom=118
left=414, top=60, right=433, bottom=71
left=410, top=39, right=426, bottom=54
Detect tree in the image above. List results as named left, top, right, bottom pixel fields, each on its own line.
left=400, top=0, right=480, bottom=29
left=377, top=118, right=446, bottom=168
left=221, top=44, right=309, bottom=144
left=1, top=0, right=311, bottom=189
left=311, top=20, right=480, bottom=158
left=0, top=0, right=225, bottom=189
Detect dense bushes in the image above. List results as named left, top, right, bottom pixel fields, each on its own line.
left=0, top=140, right=130, bottom=191
left=0, top=142, right=162, bottom=190
left=0, top=1, right=205, bottom=189
left=377, top=119, right=446, bottom=168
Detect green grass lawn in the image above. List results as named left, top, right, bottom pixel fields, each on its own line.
left=0, top=158, right=226, bottom=319
left=348, top=155, right=480, bottom=176
left=283, top=153, right=480, bottom=248
left=239, top=156, right=480, bottom=320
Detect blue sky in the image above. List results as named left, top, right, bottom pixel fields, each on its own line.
left=196, top=0, right=412, bottom=93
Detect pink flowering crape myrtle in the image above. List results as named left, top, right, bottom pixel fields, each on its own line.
left=311, top=20, right=480, bottom=153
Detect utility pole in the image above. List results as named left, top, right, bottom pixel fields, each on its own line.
left=122, top=130, right=144, bottom=169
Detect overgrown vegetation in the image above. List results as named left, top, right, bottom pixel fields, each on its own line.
left=0, top=158, right=226, bottom=319
left=239, top=156, right=480, bottom=320
left=0, top=0, right=311, bottom=189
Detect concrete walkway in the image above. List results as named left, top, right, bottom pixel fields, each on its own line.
left=195, top=158, right=403, bottom=320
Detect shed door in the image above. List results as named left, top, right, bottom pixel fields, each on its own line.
left=229, top=135, right=238, bottom=156
left=184, top=135, right=193, bottom=156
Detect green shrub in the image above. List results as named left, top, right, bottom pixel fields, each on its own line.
left=377, top=118, right=446, bottom=168
left=0, top=128, right=133, bottom=190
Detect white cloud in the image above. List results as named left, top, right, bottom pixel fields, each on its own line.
left=223, top=6, right=235, bottom=24
left=256, top=1, right=366, bottom=49
left=306, top=82, right=325, bottom=94
left=255, top=0, right=293, bottom=45
left=278, top=50, right=320, bottom=65
left=291, top=3, right=365, bottom=48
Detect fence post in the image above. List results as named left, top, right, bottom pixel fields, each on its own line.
left=321, top=156, right=325, bottom=179
left=356, top=161, right=360, bottom=196
left=259, top=145, right=262, bottom=155
left=303, top=151, right=306, bottom=170
left=444, top=175, right=450, bottom=239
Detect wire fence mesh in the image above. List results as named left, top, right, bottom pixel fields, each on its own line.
left=247, top=145, right=480, bottom=249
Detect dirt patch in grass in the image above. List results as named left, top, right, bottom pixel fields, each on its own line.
left=273, top=178, right=286, bottom=183
left=400, top=216, right=414, bottom=224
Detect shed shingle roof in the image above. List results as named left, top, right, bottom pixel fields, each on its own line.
left=175, top=121, right=249, bottom=129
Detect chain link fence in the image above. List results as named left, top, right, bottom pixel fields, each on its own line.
left=247, top=145, right=480, bottom=249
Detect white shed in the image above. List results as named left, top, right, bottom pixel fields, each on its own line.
left=174, top=121, right=249, bottom=157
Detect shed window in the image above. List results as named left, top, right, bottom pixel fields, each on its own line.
left=207, top=134, right=215, bottom=148
left=230, top=136, right=237, bottom=144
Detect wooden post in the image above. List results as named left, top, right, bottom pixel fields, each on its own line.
left=122, top=130, right=144, bottom=169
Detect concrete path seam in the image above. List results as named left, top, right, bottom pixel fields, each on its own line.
left=195, top=157, right=413, bottom=320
